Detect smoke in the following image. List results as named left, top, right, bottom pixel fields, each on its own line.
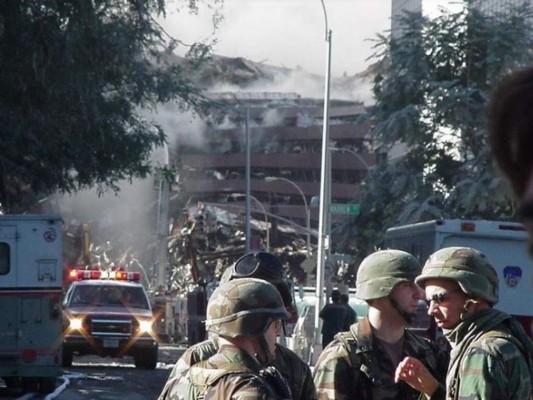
left=162, top=0, right=390, bottom=78
left=142, top=104, right=208, bottom=152
left=56, top=177, right=157, bottom=268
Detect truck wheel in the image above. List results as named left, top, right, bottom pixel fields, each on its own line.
left=39, top=377, right=56, bottom=394
left=62, top=348, right=73, bottom=367
left=134, top=346, right=158, bottom=370
left=133, top=353, right=143, bottom=368
left=21, top=377, right=39, bottom=393
left=144, top=346, right=158, bottom=370
left=2, top=376, right=21, bottom=388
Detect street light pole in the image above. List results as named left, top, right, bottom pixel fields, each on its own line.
left=156, top=142, right=170, bottom=292
left=248, top=195, right=270, bottom=251
left=205, top=97, right=252, bottom=253
left=315, top=0, right=332, bottom=363
left=265, top=177, right=310, bottom=253
left=245, top=107, right=251, bottom=253
left=330, top=146, right=370, bottom=170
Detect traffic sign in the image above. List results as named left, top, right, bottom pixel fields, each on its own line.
left=330, top=203, right=360, bottom=215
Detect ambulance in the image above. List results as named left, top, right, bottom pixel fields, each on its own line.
left=0, top=214, right=63, bottom=394
left=385, top=219, right=533, bottom=338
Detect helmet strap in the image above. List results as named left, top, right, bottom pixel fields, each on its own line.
left=388, top=295, right=415, bottom=324
left=255, top=336, right=276, bottom=367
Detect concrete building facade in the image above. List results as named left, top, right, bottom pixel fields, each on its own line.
left=176, top=93, right=374, bottom=249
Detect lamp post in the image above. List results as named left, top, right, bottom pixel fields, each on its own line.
left=248, top=194, right=270, bottom=251
left=244, top=107, right=251, bottom=253
left=204, top=97, right=252, bottom=253
left=265, top=176, right=311, bottom=254
left=314, top=0, right=332, bottom=363
left=156, top=142, right=170, bottom=291
left=330, top=147, right=370, bottom=170
left=205, top=93, right=301, bottom=254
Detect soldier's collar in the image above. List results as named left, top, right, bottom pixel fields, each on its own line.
left=352, top=317, right=373, bottom=352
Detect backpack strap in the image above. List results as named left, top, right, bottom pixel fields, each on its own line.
left=191, top=361, right=255, bottom=388
left=335, top=330, right=362, bottom=382
left=191, top=362, right=291, bottom=400
left=333, top=324, right=373, bottom=400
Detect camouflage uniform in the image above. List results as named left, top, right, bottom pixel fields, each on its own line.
left=160, top=252, right=316, bottom=400
left=416, top=247, right=533, bottom=400
left=160, top=343, right=283, bottom=400
left=313, top=249, right=450, bottom=400
left=313, top=317, right=449, bottom=400
left=158, top=278, right=293, bottom=400
left=165, top=337, right=316, bottom=400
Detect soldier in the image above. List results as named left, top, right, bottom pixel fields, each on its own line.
left=313, top=249, right=449, bottom=400
left=397, top=247, right=533, bottom=399
left=158, top=252, right=316, bottom=400
left=487, top=67, right=533, bottom=255
left=158, top=277, right=292, bottom=399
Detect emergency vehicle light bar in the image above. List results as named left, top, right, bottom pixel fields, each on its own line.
left=109, top=270, right=141, bottom=282
left=73, top=270, right=102, bottom=280
left=71, top=269, right=141, bottom=282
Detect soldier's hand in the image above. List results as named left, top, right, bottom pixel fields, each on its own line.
left=395, top=356, right=439, bottom=396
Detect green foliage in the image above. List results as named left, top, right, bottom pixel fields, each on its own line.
left=343, top=3, right=533, bottom=258
left=0, top=0, right=220, bottom=212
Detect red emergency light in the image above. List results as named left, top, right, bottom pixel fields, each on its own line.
left=75, top=270, right=102, bottom=280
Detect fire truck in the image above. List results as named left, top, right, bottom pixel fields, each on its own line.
left=0, top=214, right=63, bottom=394
left=62, top=268, right=159, bottom=369
left=385, top=219, right=533, bottom=338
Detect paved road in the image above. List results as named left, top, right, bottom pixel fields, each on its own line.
left=1, top=345, right=184, bottom=400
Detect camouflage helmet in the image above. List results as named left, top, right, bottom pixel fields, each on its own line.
left=222, top=252, right=293, bottom=307
left=205, top=277, right=289, bottom=338
left=356, top=249, right=422, bottom=300
left=415, top=247, right=499, bottom=305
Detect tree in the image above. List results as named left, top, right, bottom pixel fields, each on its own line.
left=343, top=2, right=533, bottom=258
left=0, top=0, right=221, bottom=212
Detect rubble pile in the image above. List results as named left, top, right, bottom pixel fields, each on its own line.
left=164, top=203, right=311, bottom=296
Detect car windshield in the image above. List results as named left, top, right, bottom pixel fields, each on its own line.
left=70, top=285, right=149, bottom=309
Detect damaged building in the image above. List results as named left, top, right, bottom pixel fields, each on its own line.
left=165, top=55, right=377, bottom=289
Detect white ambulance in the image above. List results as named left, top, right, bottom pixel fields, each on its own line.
left=0, top=214, right=63, bottom=394
left=385, top=219, right=533, bottom=338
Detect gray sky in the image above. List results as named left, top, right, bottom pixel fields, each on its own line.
left=161, top=0, right=461, bottom=77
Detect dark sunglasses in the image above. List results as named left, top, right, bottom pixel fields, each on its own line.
left=425, top=289, right=461, bottom=306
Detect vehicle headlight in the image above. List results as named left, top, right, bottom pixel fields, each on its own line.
left=138, top=319, right=153, bottom=334
left=69, top=317, right=84, bottom=331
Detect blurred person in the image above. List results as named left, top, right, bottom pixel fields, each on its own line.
left=488, top=66, right=533, bottom=254
left=158, top=252, right=316, bottom=400
left=319, top=289, right=348, bottom=348
left=397, top=247, right=533, bottom=399
left=340, top=293, right=357, bottom=330
left=313, top=249, right=449, bottom=400
left=158, top=278, right=292, bottom=399
left=120, top=289, right=132, bottom=306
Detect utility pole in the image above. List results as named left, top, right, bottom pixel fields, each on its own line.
left=313, top=0, right=332, bottom=364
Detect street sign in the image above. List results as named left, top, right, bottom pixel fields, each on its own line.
left=330, top=203, right=360, bottom=215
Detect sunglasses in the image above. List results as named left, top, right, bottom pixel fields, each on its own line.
left=425, top=289, right=461, bottom=306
